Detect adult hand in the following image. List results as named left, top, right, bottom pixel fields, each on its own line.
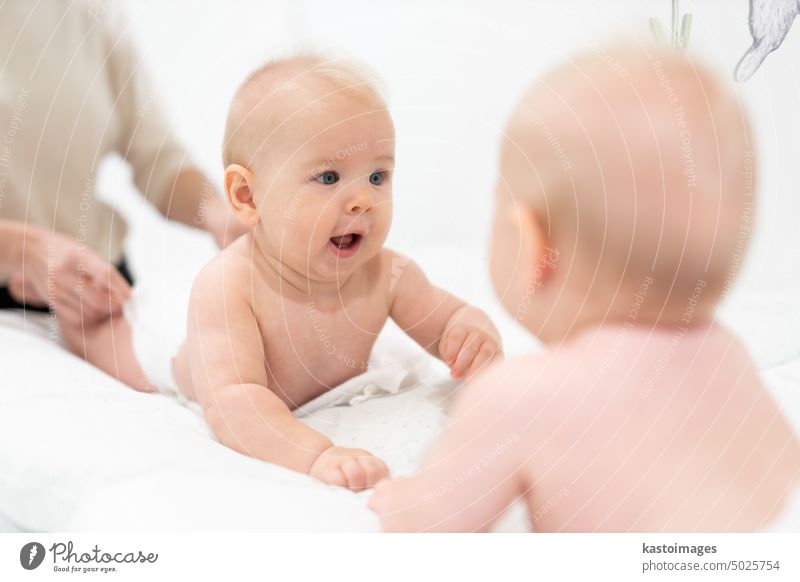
left=9, top=227, right=131, bottom=325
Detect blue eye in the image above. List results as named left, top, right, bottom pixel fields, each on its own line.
left=369, top=171, right=386, bottom=185
left=314, top=171, right=339, bottom=185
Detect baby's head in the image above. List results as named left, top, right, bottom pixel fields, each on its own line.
left=491, top=43, right=754, bottom=342
left=223, top=55, right=394, bottom=282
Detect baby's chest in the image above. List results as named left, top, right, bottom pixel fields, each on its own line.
left=255, top=298, right=389, bottom=377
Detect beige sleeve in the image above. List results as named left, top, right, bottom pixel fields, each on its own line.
left=100, top=4, right=193, bottom=209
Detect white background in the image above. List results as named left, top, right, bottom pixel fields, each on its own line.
left=108, top=0, right=800, bottom=292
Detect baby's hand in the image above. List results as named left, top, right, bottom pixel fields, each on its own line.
left=440, top=320, right=502, bottom=380
left=309, top=446, right=389, bottom=491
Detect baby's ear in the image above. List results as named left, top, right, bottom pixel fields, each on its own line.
left=224, top=164, right=259, bottom=226
left=514, top=205, right=556, bottom=287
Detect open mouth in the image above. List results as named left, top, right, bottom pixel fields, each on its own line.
left=328, top=233, right=362, bottom=257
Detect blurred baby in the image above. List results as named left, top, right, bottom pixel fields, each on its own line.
left=369, top=43, right=800, bottom=531
left=160, top=55, right=503, bottom=490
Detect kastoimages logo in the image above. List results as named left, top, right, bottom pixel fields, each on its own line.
left=20, top=542, right=46, bottom=570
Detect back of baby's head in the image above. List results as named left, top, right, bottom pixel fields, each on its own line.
left=505, top=42, right=754, bottom=322
left=222, top=54, right=387, bottom=168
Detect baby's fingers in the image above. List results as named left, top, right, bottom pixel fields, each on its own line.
left=450, top=331, right=482, bottom=379
left=464, top=341, right=500, bottom=380
left=361, top=456, right=390, bottom=488
left=341, top=459, right=368, bottom=491
left=320, top=466, right=348, bottom=489
left=440, top=326, right=468, bottom=366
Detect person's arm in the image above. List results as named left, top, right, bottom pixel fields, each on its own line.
left=154, top=167, right=247, bottom=248
left=99, top=5, right=246, bottom=247
left=187, top=261, right=387, bottom=488
left=369, top=362, right=524, bottom=531
left=187, top=262, right=329, bottom=471
left=388, top=252, right=503, bottom=379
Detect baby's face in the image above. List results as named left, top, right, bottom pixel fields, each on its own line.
left=253, top=95, right=395, bottom=282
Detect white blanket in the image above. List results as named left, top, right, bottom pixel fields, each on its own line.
left=0, top=306, right=465, bottom=532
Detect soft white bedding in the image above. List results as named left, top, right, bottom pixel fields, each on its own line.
left=0, top=307, right=463, bottom=531
left=1, top=209, right=799, bottom=532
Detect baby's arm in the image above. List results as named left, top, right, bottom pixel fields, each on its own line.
left=368, top=364, right=523, bottom=530
left=186, top=264, right=388, bottom=490
left=389, top=253, right=502, bottom=379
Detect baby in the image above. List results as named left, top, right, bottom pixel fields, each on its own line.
left=169, top=56, right=502, bottom=491
left=369, top=43, right=800, bottom=531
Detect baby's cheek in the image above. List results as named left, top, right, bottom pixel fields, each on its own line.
left=371, top=210, right=392, bottom=245
left=489, top=229, right=514, bottom=290
left=376, top=201, right=392, bottom=227
left=491, top=231, right=533, bottom=319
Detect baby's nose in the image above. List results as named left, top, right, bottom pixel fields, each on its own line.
left=346, top=189, right=374, bottom=214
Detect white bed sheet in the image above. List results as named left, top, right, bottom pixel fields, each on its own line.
left=0, top=306, right=467, bottom=532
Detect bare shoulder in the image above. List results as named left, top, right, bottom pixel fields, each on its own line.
left=373, top=247, right=415, bottom=278
left=376, top=247, right=430, bottom=292
left=188, top=238, right=255, bottom=316
left=354, top=247, right=419, bottom=296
